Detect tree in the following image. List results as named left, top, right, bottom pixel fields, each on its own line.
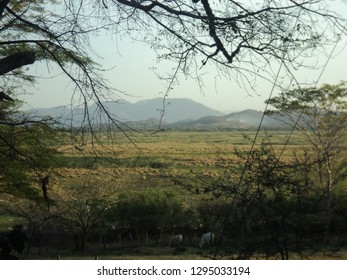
left=91, top=0, right=346, bottom=91
left=0, top=100, right=61, bottom=254
left=0, top=0, right=117, bottom=128
left=0, top=193, right=60, bottom=254
left=109, top=188, right=184, bottom=246
left=57, top=176, right=118, bottom=251
left=214, top=135, right=333, bottom=259
left=266, top=82, right=347, bottom=238
left=1, top=1, right=346, bottom=106
left=0, top=99, right=59, bottom=195
left=0, top=0, right=114, bottom=200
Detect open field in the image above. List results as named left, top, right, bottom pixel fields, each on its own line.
left=53, top=130, right=311, bottom=182
left=30, top=129, right=310, bottom=207
left=45, top=129, right=330, bottom=204
left=1, top=130, right=347, bottom=259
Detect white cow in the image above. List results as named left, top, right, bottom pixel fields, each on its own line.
left=174, top=234, right=183, bottom=243
left=169, top=234, right=183, bottom=246
left=199, top=232, right=214, bottom=248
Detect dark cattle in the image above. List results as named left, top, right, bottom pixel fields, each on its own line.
left=9, top=224, right=28, bottom=254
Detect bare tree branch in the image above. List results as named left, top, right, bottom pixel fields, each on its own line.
left=0, top=52, right=36, bottom=76
left=0, top=0, right=9, bottom=18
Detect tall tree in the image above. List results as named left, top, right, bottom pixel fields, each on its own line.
left=0, top=99, right=59, bottom=201
left=266, top=82, right=347, bottom=237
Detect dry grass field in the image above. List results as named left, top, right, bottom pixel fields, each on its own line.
left=1, top=130, right=347, bottom=259
left=52, top=130, right=309, bottom=187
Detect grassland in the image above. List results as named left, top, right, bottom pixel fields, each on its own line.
left=1, top=129, right=347, bottom=259
left=46, top=130, right=316, bottom=210
left=53, top=130, right=309, bottom=184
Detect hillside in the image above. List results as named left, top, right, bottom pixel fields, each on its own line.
left=27, top=98, right=287, bottom=129
left=169, top=109, right=286, bottom=129
left=28, top=98, right=224, bottom=124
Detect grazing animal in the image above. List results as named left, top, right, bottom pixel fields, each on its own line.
left=173, top=234, right=183, bottom=243
left=199, top=232, right=214, bottom=248
left=8, top=224, right=28, bottom=254
left=170, top=234, right=183, bottom=246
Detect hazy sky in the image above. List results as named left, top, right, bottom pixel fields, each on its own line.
left=23, top=2, right=347, bottom=113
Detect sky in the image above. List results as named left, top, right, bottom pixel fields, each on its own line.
left=23, top=2, right=347, bottom=114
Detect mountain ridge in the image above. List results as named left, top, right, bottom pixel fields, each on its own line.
left=26, top=98, right=286, bottom=129
left=28, top=97, right=225, bottom=124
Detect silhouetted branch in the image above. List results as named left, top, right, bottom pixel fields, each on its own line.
left=0, top=52, right=36, bottom=76
left=0, top=0, right=9, bottom=18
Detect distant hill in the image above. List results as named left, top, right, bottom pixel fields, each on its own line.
left=96, top=98, right=224, bottom=123
left=170, top=109, right=287, bottom=129
left=28, top=98, right=225, bottom=124
left=27, top=105, right=79, bottom=126
left=27, top=98, right=288, bottom=129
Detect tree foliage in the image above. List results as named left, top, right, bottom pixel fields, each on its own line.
left=219, top=136, right=326, bottom=259
left=57, top=176, right=118, bottom=251
left=266, top=82, right=347, bottom=237
left=109, top=188, right=184, bottom=244
left=0, top=100, right=59, bottom=197
left=0, top=0, right=115, bottom=118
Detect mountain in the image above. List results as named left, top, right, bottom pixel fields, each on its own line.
left=27, top=105, right=80, bottom=125
left=171, top=109, right=286, bottom=129
left=92, top=98, right=224, bottom=123
left=26, top=99, right=287, bottom=129
left=28, top=98, right=225, bottom=124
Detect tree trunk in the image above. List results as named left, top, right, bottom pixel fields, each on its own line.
left=145, top=230, right=149, bottom=247
left=80, top=231, right=88, bottom=251
left=25, top=221, right=35, bottom=255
